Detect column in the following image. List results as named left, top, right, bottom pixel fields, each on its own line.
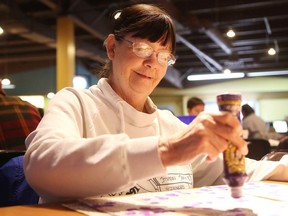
left=56, top=16, right=75, bottom=91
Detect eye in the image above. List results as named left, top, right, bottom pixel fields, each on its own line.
left=133, top=42, right=153, bottom=57
left=158, top=52, right=172, bottom=64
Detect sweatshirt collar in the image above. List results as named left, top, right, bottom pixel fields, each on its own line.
left=95, top=78, right=158, bottom=128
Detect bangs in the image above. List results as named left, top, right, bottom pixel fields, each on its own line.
left=112, top=4, right=176, bottom=53
left=131, top=15, right=174, bottom=49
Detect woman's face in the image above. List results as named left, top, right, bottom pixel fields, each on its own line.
left=106, top=34, right=170, bottom=102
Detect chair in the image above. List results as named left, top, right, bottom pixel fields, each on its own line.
left=275, top=136, right=288, bottom=151
left=0, top=150, right=26, bottom=167
left=245, top=139, right=271, bottom=160
left=177, top=115, right=196, bottom=124
left=261, top=151, right=288, bottom=161
left=0, top=154, right=39, bottom=207
left=261, top=136, right=288, bottom=161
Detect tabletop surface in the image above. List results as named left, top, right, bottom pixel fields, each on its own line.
left=0, top=203, right=85, bottom=216
left=0, top=181, right=287, bottom=216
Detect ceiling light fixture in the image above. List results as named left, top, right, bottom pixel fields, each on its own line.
left=0, top=26, right=4, bottom=35
left=247, top=71, right=288, bottom=77
left=1, top=78, right=11, bottom=85
left=226, top=29, right=235, bottom=38
left=268, top=47, right=276, bottom=55
left=187, top=72, right=245, bottom=81
left=73, top=76, right=88, bottom=89
left=223, top=68, right=231, bottom=74
left=47, top=92, right=55, bottom=99
left=1, top=78, right=15, bottom=89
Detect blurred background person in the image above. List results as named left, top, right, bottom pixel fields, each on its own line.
left=187, top=97, right=205, bottom=116
left=0, top=80, right=41, bottom=151
left=241, top=104, right=284, bottom=140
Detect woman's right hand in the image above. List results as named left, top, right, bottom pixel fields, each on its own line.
left=159, top=111, right=248, bottom=166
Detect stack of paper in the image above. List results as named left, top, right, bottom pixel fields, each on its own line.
left=64, top=182, right=288, bottom=216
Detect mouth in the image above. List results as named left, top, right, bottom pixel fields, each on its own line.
left=136, top=71, right=152, bottom=79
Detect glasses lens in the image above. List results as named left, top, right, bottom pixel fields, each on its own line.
left=158, top=52, right=175, bottom=66
left=132, top=42, right=153, bottom=58
left=132, top=42, right=175, bottom=66
left=167, top=55, right=176, bottom=66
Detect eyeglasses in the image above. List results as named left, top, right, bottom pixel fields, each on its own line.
left=117, top=37, right=176, bottom=66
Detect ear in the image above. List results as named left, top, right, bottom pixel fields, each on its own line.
left=105, top=34, right=116, bottom=60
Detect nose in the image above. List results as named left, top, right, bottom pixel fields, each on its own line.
left=143, top=52, right=159, bottom=68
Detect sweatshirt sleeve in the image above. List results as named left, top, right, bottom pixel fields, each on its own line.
left=24, top=89, right=166, bottom=202
left=192, top=154, right=286, bottom=187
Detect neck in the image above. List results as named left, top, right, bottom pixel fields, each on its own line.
left=108, top=79, right=148, bottom=112
left=129, top=98, right=147, bottom=112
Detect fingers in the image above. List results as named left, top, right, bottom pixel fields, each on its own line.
left=162, top=111, right=248, bottom=167
left=195, top=112, right=248, bottom=156
left=212, top=111, right=240, bottom=126
left=214, top=112, right=248, bottom=155
left=209, top=132, right=230, bottom=153
left=204, top=133, right=230, bottom=161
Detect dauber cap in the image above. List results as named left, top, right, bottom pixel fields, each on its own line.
left=230, top=186, right=243, bottom=198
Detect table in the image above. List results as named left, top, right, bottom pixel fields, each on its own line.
left=0, top=181, right=287, bottom=216
left=0, top=203, right=84, bottom=216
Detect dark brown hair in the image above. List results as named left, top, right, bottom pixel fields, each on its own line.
left=241, top=104, right=255, bottom=118
left=187, top=97, right=204, bottom=109
left=99, top=4, right=176, bottom=78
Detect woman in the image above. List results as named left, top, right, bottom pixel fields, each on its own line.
left=24, top=4, right=288, bottom=203
left=241, top=104, right=283, bottom=140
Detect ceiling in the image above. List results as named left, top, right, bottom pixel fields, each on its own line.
left=0, top=0, right=288, bottom=89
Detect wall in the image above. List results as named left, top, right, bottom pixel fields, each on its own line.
left=3, top=62, right=98, bottom=101
left=260, top=99, right=288, bottom=121
left=3, top=69, right=288, bottom=122
left=151, top=76, right=288, bottom=122
left=4, top=66, right=56, bottom=96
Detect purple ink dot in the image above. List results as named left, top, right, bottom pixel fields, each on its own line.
left=142, top=198, right=151, bottom=201
left=156, top=196, right=168, bottom=200
left=183, top=205, right=194, bottom=208
left=125, top=211, right=137, bottom=215
left=165, top=193, right=179, bottom=197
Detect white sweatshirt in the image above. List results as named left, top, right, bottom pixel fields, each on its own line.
left=24, top=78, right=282, bottom=203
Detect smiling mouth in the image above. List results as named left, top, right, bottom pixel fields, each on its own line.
left=136, top=72, right=152, bottom=79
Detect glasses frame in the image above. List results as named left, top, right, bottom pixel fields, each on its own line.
left=116, top=35, right=176, bottom=66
